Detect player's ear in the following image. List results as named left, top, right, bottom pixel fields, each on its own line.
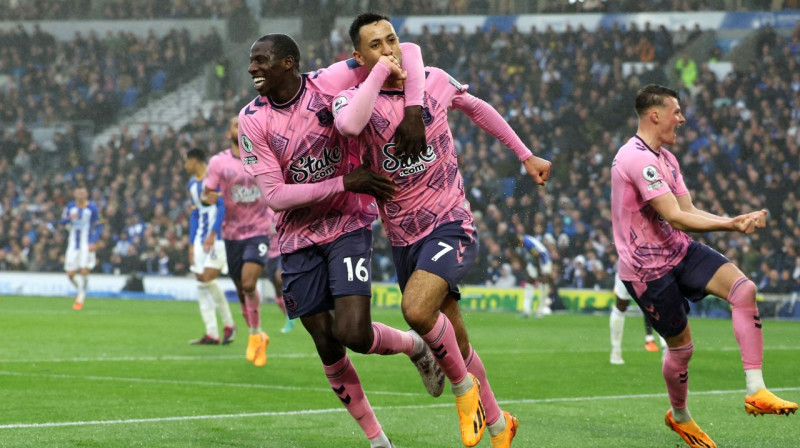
left=353, top=50, right=365, bottom=66
left=650, top=109, right=659, bottom=123
left=283, top=55, right=295, bottom=71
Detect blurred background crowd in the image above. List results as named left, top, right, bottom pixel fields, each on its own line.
left=1, top=0, right=800, bottom=300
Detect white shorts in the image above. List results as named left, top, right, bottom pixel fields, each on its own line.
left=614, top=272, right=632, bottom=301
left=64, top=247, right=96, bottom=272
left=191, top=240, right=228, bottom=275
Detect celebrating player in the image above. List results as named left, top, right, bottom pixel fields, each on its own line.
left=61, top=183, right=102, bottom=310
left=202, top=116, right=271, bottom=365
left=333, top=13, right=552, bottom=447
left=610, top=84, right=797, bottom=448
left=238, top=33, right=443, bottom=448
left=184, top=148, right=236, bottom=345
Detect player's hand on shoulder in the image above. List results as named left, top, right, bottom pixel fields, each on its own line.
left=395, top=106, right=427, bottom=163
left=343, top=165, right=397, bottom=202
left=523, top=155, right=552, bottom=186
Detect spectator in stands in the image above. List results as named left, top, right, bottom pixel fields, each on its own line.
left=675, top=53, right=698, bottom=89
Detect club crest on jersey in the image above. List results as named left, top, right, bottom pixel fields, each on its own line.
left=316, top=108, right=334, bottom=126
left=289, top=146, right=342, bottom=183
left=241, top=135, right=254, bottom=153
left=642, top=165, right=659, bottom=182
left=382, top=143, right=436, bottom=176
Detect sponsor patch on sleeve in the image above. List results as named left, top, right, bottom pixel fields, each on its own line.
left=242, top=155, right=258, bottom=165
left=647, top=181, right=663, bottom=191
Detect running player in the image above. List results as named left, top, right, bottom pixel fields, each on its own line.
left=203, top=116, right=271, bottom=365
left=333, top=13, right=552, bottom=447
left=238, top=33, right=443, bottom=448
left=61, top=183, right=102, bottom=310
left=184, top=148, right=236, bottom=345
left=611, top=84, right=797, bottom=448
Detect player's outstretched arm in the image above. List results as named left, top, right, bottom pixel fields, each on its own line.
left=651, top=192, right=761, bottom=234
left=676, top=194, right=768, bottom=229
left=453, top=91, right=552, bottom=185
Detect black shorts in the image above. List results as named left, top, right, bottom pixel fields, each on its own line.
left=391, top=220, right=478, bottom=300
left=281, top=228, right=372, bottom=319
left=623, top=242, right=730, bottom=338
left=224, top=235, right=270, bottom=281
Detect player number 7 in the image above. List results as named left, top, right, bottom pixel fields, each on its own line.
left=431, top=242, right=453, bottom=262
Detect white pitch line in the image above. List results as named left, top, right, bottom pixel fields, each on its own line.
left=0, top=353, right=319, bottom=363
left=0, top=371, right=419, bottom=397
left=1, top=345, right=798, bottom=364
left=2, top=387, right=798, bottom=430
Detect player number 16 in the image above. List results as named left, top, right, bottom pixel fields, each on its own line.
left=343, top=257, right=369, bottom=282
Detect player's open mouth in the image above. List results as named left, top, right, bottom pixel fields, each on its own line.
left=253, top=77, right=266, bottom=89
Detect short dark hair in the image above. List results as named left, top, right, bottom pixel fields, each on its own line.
left=186, top=148, right=206, bottom=162
left=635, top=84, right=679, bottom=117
left=255, top=33, right=301, bottom=67
left=349, top=12, right=391, bottom=49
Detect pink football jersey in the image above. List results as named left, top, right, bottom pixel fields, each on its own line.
left=334, top=67, right=474, bottom=246
left=238, top=67, right=379, bottom=254
left=205, top=148, right=274, bottom=241
left=611, top=135, right=693, bottom=282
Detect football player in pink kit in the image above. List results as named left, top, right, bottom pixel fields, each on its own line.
left=611, top=84, right=797, bottom=448
left=203, top=116, right=272, bottom=366
left=333, top=13, right=552, bottom=448
left=238, top=33, right=444, bottom=448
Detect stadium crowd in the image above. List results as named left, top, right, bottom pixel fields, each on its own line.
left=0, top=24, right=224, bottom=128
left=1, top=8, right=800, bottom=300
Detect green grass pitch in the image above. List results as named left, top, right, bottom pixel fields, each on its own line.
left=0, top=295, right=797, bottom=447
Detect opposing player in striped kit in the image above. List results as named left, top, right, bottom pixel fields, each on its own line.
left=61, top=184, right=102, bottom=310
left=185, top=148, right=235, bottom=345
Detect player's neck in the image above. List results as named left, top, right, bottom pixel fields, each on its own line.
left=195, top=166, right=207, bottom=179
left=635, top=128, right=662, bottom=153
left=270, top=76, right=302, bottom=105
left=76, top=199, right=88, bottom=207
left=231, top=145, right=240, bottom=158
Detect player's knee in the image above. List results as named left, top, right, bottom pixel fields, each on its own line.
left=402, top=303, right=431, bottom=334
left=240, top=278, right=257, bottom=293
left=729, top=277, right=757, bottom=306
left=615, top=298, right=629, bottom=312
